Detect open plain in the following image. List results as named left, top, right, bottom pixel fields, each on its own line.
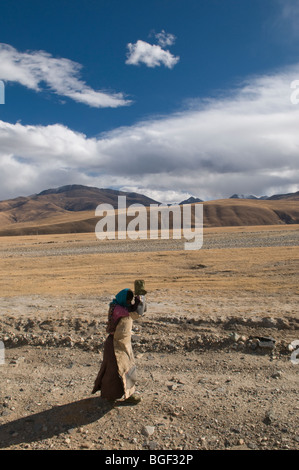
left=0, top=225, right=299, bottom=450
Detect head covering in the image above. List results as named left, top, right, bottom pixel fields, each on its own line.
left=107, top=288, right=132, bottom=333
left=110, top=288, right=132, bottom=307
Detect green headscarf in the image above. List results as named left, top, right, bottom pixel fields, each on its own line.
left=110, top=288, right=132, bottom=307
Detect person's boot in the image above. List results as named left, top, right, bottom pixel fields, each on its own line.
left=123, top=394, right=141, bottom=405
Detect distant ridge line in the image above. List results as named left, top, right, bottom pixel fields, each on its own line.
left=0, top=184, right=298, bottom=236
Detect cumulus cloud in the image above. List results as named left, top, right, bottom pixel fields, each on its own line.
left=126, top=31, right=179, bottom=69
left=0, top=43, right=131, bottom=108
left=155, top=30, right=176, bottom=48
left=0, top=63, right=299, bottom=202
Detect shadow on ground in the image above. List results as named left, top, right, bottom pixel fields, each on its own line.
left=0, top=396, right=111, bottom=449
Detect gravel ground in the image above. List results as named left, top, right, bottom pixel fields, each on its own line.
left=0, top=227, right=298, bottom=452
left=1, top=317, right=299, bottom=451
left=0, top=227, right=298, bottom=258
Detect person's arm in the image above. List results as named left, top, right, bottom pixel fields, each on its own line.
left=129, top=295, right=146, bottom=319
left=129, top=310, right=141, bottom=320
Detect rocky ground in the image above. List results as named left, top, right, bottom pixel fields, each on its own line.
left=0, top=226, right=298, bottom=451
left=0, top=296, right=298, bottom=451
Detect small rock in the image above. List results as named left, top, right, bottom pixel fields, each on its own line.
left=230, top=332, right=240, bottom=342
left=142, top=425, right=155, bottom=437
left=148, top=440, right=159, bottom=450
left=81, top=443, right=92, bottom=449
left=9, top=356, right=25, bottom=366
left=263, top=410, right=275, bottom=425
left=247, top=441, right=258, bottom=450
left=271, top=371, right=282, bottom=379
left=261, top=317, right=277, bottom=328
left=67, top=427, right=76, bottom=435
left=131, top=334, right=140, bottom=342
left=224, top=438, right=231, bottom=447
left=249, top=339, right=259, bottom=350
left=257, top=337, right=276, bottom=349
left=167, top=384, right=177, bottom=391
left=230, top=425, right=242, bottom=434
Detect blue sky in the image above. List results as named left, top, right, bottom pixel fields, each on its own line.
left=0, top=0, right=299, bottom=203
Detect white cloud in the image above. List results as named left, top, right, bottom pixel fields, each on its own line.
left=126, top=30, right=180, bottom=69
left=155, top=30, right=176, bottom=48
left=0, top=43, right=131, bottom=108
left=0, top=63, right=299, bottom=202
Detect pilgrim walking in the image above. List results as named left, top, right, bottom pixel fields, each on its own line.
left=92, top=281, right=147, bottom=404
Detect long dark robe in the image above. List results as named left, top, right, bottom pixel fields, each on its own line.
left=92, top=299, right=141, bottom=400
left=91, top=334, right=124, bottom=400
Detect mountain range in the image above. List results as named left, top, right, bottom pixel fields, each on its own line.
left=0, top=185, right=159, bottom=225
left=0, top=184, right=298, bottom=236
left=230, top=192, right=299, bottom=200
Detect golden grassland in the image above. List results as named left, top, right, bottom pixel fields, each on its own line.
left=0, top=225, right=298, bottom=300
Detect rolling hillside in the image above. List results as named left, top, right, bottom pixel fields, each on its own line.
left=0, top=185, right=159, bottom=227
left=0, top=185, right=298, bottom=236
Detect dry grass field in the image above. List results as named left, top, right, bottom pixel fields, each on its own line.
left=0, top=225, right=298, bottom=451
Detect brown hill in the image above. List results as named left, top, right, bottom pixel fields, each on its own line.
left=35, top=185, right=160, bottom=210
left=0, top=185, right=160, bottom=227
left=201, top=198, right=299, bottom=227
left=266, top=190, right=299, bottom=200
left=0, top=187, right=299, bottom=236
